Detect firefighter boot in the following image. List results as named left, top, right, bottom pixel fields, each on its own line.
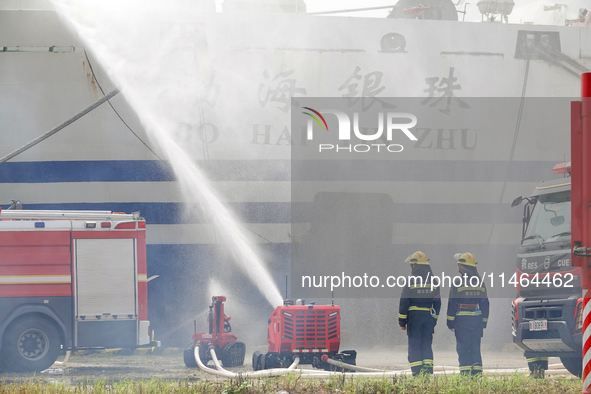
left=471, top=363, right=483, bottom=377
left=410, top=361, right=423, bottom=376
left=459, top=366, right=471, bottom=376
left=421, top=359, right=433, bottom=375
left=531, top=368, right=545, bottom=379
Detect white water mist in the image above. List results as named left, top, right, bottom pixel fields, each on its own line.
left=50, top=0, right=284, bottom=307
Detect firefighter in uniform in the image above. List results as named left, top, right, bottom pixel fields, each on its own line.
left=447, top=252, right=489, bottom=376
left=399, top=251, right=441, bottom=375
left=527, top=357, right=548, bottom=378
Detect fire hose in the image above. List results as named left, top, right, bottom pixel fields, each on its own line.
left=194, top=343, right=416, bottom=378
left=194, top=345, right=328, bottom=378
left=194, top=344, right=567, bottom=379
left=209, top=347, right=311, bottom=376
left=320, top=355, right=386, bottom=372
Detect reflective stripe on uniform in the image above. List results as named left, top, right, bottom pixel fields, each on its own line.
left=472, top=365, right=483, bottom=370
left=434, top=315, right=439, bottom=319
left=410, top=361, right=423, bottom=367
left=483, top=318, right=488, bottom=322
left=399, top=314, right=407, bottom=319
left=459, top=366, right=471, bottom=371
left=447, top=316, right=455, bottom=321
left=408, top=306, right=430, bottom=312
left=456, top=311, right=481, bottom=316
left=423, top=359, right=433, bottom=365
left=458, top=287, right=486, bottom=292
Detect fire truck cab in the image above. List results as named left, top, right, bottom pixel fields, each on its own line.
left=511, top=166, right=583, bottom=377
left=0, top=209, right=153, bottom=372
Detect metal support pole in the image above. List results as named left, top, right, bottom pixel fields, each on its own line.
left=0, top=89, right=119, bottom=164
left=580, top=72, right=591, bottom=394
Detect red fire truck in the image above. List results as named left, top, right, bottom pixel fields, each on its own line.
left=510, top=168, right=582, bottom=377
left=0, top=208, right=154, bottom=372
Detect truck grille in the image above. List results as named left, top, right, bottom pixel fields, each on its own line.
left=283, top=310, right=338, bottom=348
left=523, top=329, right=560, bottom=340
left=523, top=306, right=562, bottom=320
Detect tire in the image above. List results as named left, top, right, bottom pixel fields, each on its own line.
left=260, top=351, right=267, bottom=370
left=183, top=344, right=198, bottom=368
left=560, top=356, right=582, bottom=377
left=2, top=317, right=61, bottom=372
left=252, top=351, right=262, bottom=371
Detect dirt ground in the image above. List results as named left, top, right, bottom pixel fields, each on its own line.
left=0, top=348, right=576, bottom=385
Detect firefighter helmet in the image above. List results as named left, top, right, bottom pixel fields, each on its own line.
left=405, top=251, right=430, bottom=265
left=454, top=252, right=477, bottom=267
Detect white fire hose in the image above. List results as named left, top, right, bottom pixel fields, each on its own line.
left=193, top=344, right=414, bottom=379
left=287, top=356, right=300, bottom=370
left=197, top=345, right=328, bottom=378
left=208, top=347, right=312, bottom=377
left=193, top=346, right=234, bottom=378
left=53, top=350, right=71, bottom=366
left=195, top=344, right=345, bottom=378
left=320, top=355, right=387, bottom=372
left=194, top=345, right=547, bottom=379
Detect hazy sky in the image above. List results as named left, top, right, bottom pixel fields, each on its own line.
left=214, top=0, right=587, bottom=25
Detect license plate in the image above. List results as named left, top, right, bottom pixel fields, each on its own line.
left=529, top=320, right=547, bottom=331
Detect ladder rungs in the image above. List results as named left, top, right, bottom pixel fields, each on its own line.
left=0, top=210, right=141, bottom=221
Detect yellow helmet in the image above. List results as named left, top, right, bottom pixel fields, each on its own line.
left=454, top=252, right=476, bottom=267
left=405, top=251, right=430, bottom=265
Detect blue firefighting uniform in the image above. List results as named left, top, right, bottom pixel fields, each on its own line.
left=447, top=273, right=489, bottom=376
left=399, top=269, right=441, bottom=375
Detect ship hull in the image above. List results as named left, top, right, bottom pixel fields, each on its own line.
left=1, top=5, right=589, bottom=346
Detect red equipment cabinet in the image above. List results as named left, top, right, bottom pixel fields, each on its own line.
left=510, top=75, right=591, bottom=380
left=268, top=304, right=341, bottom=353
left=572, top=73, right=591, bottom=392
left=0, top=209, right=156, bottom=372
left=252, top=300, right=356, bottom=371
left=184, top=296, right=246, bottom=368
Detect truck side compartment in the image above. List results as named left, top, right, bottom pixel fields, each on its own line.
left=0, top=228, right=73, bottom=351
left=0, top=210, right=152, bottom=372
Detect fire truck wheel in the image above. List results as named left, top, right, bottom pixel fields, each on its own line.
left=560, top=356, right=582, bottom=377
left=183, top=345, right=198, bottom=368
left=260, top=351, right=267, bottom=370
left=252, top=351, right=262, bottom=371
left=2, top=317, right=61, bottom=372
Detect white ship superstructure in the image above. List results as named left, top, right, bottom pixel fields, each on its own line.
left=0, top=0, right=589, bottom=346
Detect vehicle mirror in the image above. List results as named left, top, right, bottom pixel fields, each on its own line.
left=551, top=216, right=565, bottom=226
left=511, top=196, right=523, bottom=207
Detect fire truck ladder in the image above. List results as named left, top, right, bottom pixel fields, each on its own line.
left=0, top=210, right=142, bottom=221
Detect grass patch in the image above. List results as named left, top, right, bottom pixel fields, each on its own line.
left=0, top=373, right=583, bottom=393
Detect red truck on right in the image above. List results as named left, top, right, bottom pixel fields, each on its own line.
left=511, top=74, right=591, bottom=379
left=511, top=164, right=582, bottom=377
